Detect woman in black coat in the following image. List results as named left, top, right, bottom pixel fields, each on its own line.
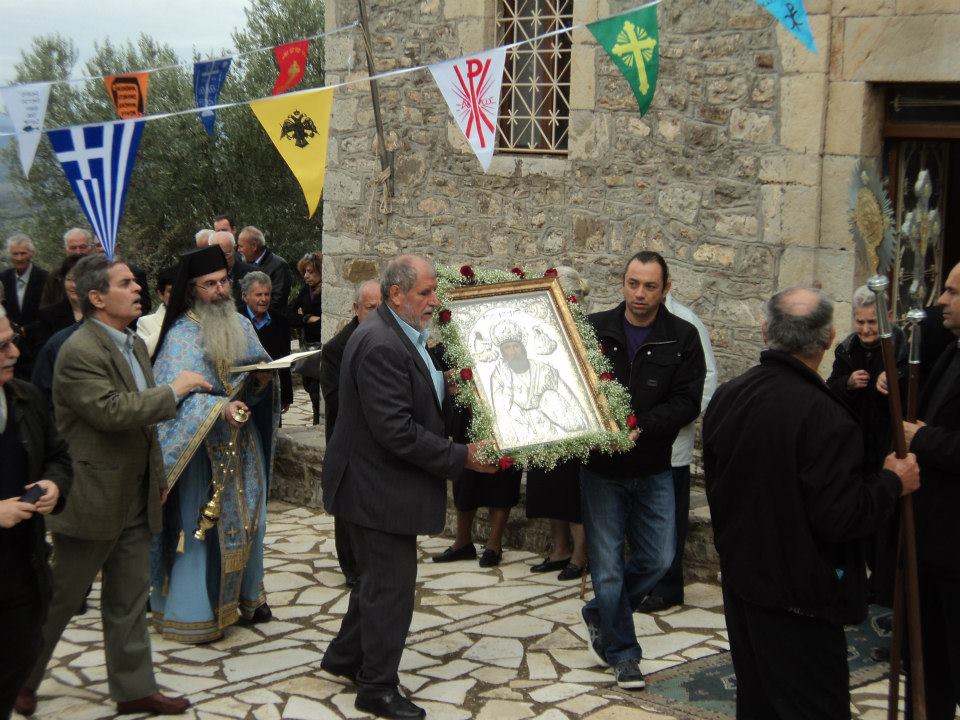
left=287, top=252, right=323, bottom=424
left=35, top=255, right=83, bottom=351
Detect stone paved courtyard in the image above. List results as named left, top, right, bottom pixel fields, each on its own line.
left=28, top=494, right=913, bottom=720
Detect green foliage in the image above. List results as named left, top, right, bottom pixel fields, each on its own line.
left=0, top=0, right=326, bottom=292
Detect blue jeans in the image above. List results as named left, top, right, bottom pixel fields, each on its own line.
left=581, top=466, right=675, bottom=665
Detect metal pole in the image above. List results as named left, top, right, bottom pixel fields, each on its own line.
left=869, top=276, right=927, bottom=720
left=357, top=0, right=394, bottom=197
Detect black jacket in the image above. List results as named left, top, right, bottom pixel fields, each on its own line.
left=1, top=264, right=49, bottom=377
left=250, top=248, right=293, bottom=313
left=287, top=285, right=323, bottom=345
left=1, top=264, right=48, bottom=330
left=704, top=351, right=901, bottom=624
left=826, top=328, right=906, bottom=471
left=910, top=339, right=960, bottom=577
left=586, top=302, right=705, bottom=477
left=37, top=298, right=77, bottom=350
left=1, top=380, right=72, bottom=617
left=318, top=316, right=359, bottom=442
left=244, top=310, right=293, bottom=408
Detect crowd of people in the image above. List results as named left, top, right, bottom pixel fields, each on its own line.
left=1, top=227, right=959, bottom=720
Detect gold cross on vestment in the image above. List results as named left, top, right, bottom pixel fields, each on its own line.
left=612, top=21, right=657, bottom=95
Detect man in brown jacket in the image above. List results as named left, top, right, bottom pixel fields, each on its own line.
left=16, top=254, right=209, bottom=717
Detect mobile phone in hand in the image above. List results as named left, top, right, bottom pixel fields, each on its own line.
left=19, top=485, right=46, bottom=504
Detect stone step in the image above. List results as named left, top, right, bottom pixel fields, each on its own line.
left=270, top=426, right=720, bottom=583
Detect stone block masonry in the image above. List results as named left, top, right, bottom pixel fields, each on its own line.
left=321, top=0, right=960, bottom=387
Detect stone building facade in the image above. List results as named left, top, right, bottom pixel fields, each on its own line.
left=320, top=0, right=960, bottom=380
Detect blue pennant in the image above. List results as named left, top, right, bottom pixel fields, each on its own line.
left=756, top=0, right=817, bottom=53
left=194, top=58, right=232, bottom=135
left=48, top=120, right=145, bottom=261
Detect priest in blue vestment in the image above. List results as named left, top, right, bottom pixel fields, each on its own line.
left=150, top=246, right=280, bottom=644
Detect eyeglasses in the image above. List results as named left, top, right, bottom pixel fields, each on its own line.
left=193, top=278, right=230, bottom=291
left=0, top=333, right=21, bottom=353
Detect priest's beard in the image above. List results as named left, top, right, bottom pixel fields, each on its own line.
left=193, top=296, right=247, bottom=370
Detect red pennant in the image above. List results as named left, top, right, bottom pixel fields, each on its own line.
left=272, top=41, right=309, bottom=95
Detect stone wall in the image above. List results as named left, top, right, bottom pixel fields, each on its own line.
left=322, top=0, right=790, bottom=382
left=321, top=0, right=960, bottom=381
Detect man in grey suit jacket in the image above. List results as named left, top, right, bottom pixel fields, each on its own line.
left=321, top=255, right=495, bottom=719
left=17, top=254, right=210, bottom=717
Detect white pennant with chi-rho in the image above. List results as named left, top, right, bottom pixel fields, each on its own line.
left=1, top=82, right=51, bottom=178
left=429, top=48, right=506, bottom=172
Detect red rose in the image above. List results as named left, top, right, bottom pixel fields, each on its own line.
left=438, top=309, right=452, bottom=323
left=460, top=265, right=475, bottom=279
left=599, top=343, right=606, bottom=354
left=511, top=266, right=526, bottom=279
left=544, top=267, right=558, bottom=278
left=567, top=294, right=578, bottom=304
left=599, top=372, right=614, bottom=381
left=459, top=368, right=474, bottom=382
left=498, top=455, right=513, bottom=471
left=627, top=414, right=638, bottom=429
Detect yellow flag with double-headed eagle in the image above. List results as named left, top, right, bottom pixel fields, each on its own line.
left=250, top=88, right=334, bottom=218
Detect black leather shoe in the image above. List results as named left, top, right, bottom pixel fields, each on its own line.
left=241, top=603, right=273, bottom=624
left=531, top=557, right=570, bottom=573
left=432, top=544, right=477, bottom=563
left=14, top=687, right=36, bottom=716
left=557, top=562, right=585, bottom=581
left=636, top=594, right=681, bottom=613
left=478, top=548, right=502, bottom=567
left=320, top=659, right=358, bottom=684
left=355, top=689, right=425, bottom=719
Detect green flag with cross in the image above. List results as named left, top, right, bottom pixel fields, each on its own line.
left=588, top=4, right=660, bottom=116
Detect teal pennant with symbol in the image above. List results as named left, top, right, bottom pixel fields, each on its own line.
left=588, top=4, right=660, bottom=116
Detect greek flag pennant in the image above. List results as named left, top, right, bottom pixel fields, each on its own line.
left=0, top=82, right=51, bottom=177
left=429, top=47, right=506, bottom=172
left=194, top=58, right=232, bottom=134
left=755, top=0, right=817, bottom=53
left=47, top=120, right=145, bottom=260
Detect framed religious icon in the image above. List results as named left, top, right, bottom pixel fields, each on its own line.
left=436, top=270, right=629, bottom=467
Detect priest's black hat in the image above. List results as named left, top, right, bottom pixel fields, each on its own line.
left=152, top=245, right=229, bottom=359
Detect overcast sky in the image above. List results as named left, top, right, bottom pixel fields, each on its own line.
left=0, top=0, right=254, bottom=106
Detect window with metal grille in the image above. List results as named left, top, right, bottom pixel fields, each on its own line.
left=496, top=0, right=573, bottom=155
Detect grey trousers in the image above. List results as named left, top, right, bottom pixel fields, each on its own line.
left=26, top=508, right=158, bottom=703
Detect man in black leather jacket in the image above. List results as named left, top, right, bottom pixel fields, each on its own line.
left=579, top=251, right=705, bottom=691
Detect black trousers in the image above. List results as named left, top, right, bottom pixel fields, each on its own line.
left=0, top=570, right=42, bottom=720
left=906, top=569, right=960, bottom=720
left=722, top=582, right=850, bottom=720
left=334, top=516, right=357, bottom=579
left=323, top=521, right=417, bottom=691
left=650, top=465, right=690, bottom=602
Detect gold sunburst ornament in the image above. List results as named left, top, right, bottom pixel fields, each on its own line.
left=848, top=159, right=895, bottom=275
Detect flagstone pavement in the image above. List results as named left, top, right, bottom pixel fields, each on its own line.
left=29, top=390, right=910, bottom=719
left=30, top=495, right=909, bottom=720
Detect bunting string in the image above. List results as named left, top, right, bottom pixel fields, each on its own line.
left=0, top=21, right=361, bottom=92
left=0, top=2, right=660, bottom=138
